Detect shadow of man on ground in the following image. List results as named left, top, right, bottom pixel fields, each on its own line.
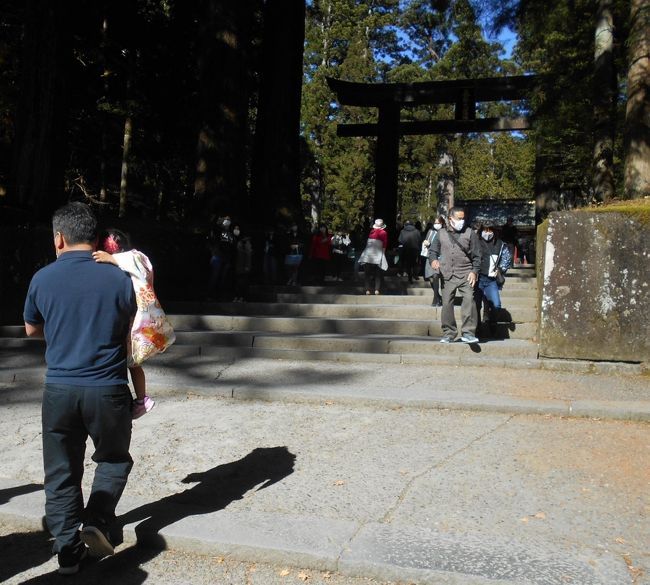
left=0, top=529, right=53, bottom=583
left=0, top=482, right=43, bottom=505
left=15, top=447, right=296, bottom=583
left=118, top=446, right=296, bottom=547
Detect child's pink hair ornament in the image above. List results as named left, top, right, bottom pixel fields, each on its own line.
left=102, top=234, right=121, bottom=254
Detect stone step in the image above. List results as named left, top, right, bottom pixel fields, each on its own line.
left=168, top=318, right=536, bottom=342
left=0, top=316, right=538, bottom=356
left=238, top=290, right=538, bottom=304
left=0, top=326, right=26, bottom=337
left=2, top=315, right=538, bottom=341
left=247, top=335, right=538, bottom=359
left=249, top=281, right=537, bottom=295
left=0, top=326, right=537, bottom=363
left=130, top=335, right=539, bottom=364
left=168, top=313, right=536, bottom=335
left=165, top=302, right=537, bottom=321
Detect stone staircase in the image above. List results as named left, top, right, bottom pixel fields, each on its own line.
left=157, top=265, right=540, bottom=368
left=2, top=264, right=645, bottom=376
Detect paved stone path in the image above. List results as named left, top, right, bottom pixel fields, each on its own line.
left=1, top=358, right=648, bottom=584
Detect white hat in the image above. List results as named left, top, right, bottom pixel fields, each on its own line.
left=373, top=218, right=386, bottom=229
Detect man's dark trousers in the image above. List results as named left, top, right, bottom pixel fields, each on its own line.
left=42, top=383, right=133, bottom=553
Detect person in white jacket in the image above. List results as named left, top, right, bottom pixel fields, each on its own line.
left=93, top=229, right=175, bottom=418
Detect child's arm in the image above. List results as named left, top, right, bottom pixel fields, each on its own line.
left=99, top=250, right=153, bottom=284
left=92, top=250, right=118, bottom=265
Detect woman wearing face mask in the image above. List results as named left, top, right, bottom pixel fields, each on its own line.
left=422, top=216, right=445, bottom=306
left=474, top=223, right=512, bottom=335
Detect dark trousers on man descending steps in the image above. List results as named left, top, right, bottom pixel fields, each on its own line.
left=42, top=383, right=133, bottom=553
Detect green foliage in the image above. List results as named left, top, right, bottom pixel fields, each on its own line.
left=8, top=0, right=636, bottom=228
left=484, top=0, right=631, bottom=203
left=456, top=133, right=534, bottom=199
left=301, top=0, right=535, bottom=230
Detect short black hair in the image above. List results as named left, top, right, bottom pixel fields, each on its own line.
left=448, top=206, right=465, bottom=218
left=52, top=202, right=97, bottom=245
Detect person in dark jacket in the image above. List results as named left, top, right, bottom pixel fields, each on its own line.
left=474, top=223, right=512, bottom=334
left=429, top=207, right=481, bottom=344
left=398, top=220, right=422, bottom=283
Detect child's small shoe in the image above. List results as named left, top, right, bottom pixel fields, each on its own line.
left=133, top=396, right=155, bottom=419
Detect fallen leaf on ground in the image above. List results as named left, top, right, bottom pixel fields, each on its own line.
left=298, top=571, right=310, bottom=581
left=279, top=568, right=290, bottom=576
left=615, top=537, right=626, bottom=544
left=333, top=480, right=345, bottom=486
left=533, top=512, right=546, bottom=520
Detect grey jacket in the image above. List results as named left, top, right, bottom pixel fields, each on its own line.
left=429, top=226, right=481, bottom=279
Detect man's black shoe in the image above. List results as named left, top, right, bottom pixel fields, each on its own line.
left=58, top=544, right=88, bottom=575
left=81, top=524, right=115, bottom=557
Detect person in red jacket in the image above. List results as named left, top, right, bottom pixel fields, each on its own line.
left=358, top=218, right=388, bottom=294
left=309, top=224, right=333, bottom=284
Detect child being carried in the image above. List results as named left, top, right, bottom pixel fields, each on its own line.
left=93, top=229, right=175, bottom=418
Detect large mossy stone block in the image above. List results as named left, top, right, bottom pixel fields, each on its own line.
left=539, top=210, right=650, bottom=362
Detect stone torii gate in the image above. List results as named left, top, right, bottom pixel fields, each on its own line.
left=327, top=75, right=538, bottom=235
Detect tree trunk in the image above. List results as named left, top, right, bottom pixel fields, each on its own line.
left=194, top=0, right=254, bottom=220
left=250, top=0, right=306, bottom=225
left=437, top=151, right=454, bottom=213
left=320, top=0, right=332, bottom=67
left=11, top=0, right=71, bottom=220
left=534, top=139, right=561, bottom=222
left=623, top=0, right=650, bottom=198
left=118, top=46, right=136, bottom=218
left=119, top=115, right=132, bottom=218
left=99, top=14, right=109, bottom=203
left=592, top=0, right=616, bottom=202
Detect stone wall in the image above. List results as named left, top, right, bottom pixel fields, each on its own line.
left=537, top=209, right=650, bottom=362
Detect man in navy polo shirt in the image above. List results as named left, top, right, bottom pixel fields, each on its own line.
left=24, top=202, right=136, bottom=574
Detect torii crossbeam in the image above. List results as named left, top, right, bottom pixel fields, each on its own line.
left=327, top=75, right=538, bottom=233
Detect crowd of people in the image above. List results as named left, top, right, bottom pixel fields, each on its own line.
left=205, top=217, right=364, bottom=300
left=356, top=209, right=516, bottom=344
left=205, top=212, right=522, bottom=336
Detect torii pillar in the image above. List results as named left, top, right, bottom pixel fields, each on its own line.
left=375, top=104, right=400, bottom=233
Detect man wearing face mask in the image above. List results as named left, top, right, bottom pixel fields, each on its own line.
left=429, top=207, right=481, bottom=343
